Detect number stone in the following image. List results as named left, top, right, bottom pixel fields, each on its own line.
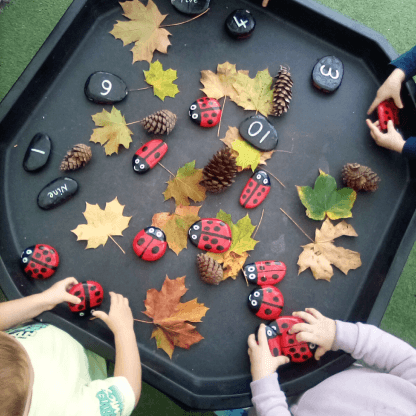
left=84, top=72, right=128, bottom=104
left=312, top=56, right=344, bottom=93
left=239, top=115, right=278, bottom=151
left=171, top=0, right=210, bottom=15
left=225, top=9, right=256, bottom=39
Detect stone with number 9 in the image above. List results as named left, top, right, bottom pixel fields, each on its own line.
left=84, top=71, right=128, bottom=104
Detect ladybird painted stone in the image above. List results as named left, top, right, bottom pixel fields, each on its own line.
left=23, top=133, right=52, bottom=172
left=188, top=218, right=232, bottom=253
left=244, top=260, right=286, bottom=286
left=84, top=72, right=128, bottom=104
left=132, top=139, right=168, bottom=174
left=248, top=286, right=284, bottom=320
left=67, top=281, right=104, bottom=318
left=133, top=226, right=167, bottom=261
left=225, top=9, right=256, bottom=39
left=239, top=115, right=278, bottom=151
left=255, top=324, right=282, bottom=357
left=312, top=56, right=344, bottom=93
left=20, top=244, right=59, bottom=279
left=377, top=99, right=400, bottom=131
left=240, top=170, right=271, bottom=209
left=189, top=97, right=222, bottom=128
left=269, top=316, right=317, bottom=363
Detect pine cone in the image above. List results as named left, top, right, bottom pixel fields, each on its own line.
left=201, top=147, right=238, bottom=193
left=271, top=66, right=293, bottom=117
left=197, top=253, right=224, bottom=285
left=341, top=163, right=380, bottom=192
left=60, top=144, right=92, bottom=171
left=141, top=110, right=177, bottom=135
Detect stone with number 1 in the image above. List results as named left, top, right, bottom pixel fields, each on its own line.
left=225, top=9, right=256, bottom=39
left=239, top=115, right=278, bottom=151
left=84, top=72, right=128, bottom=104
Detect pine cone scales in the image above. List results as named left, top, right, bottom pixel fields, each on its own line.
left=271, top=67, right=293, bottom=117
left=60, top=144, right=92, bottom=171
left=342, top=163, right=380, bottom=192
left=141, top=109, right=177, bottom=135
left=197, top=253, right=224, bottom=285
left=201, top=147, right=238, bottom=193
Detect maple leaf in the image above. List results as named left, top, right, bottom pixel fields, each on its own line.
left=152, top=205, right=202, bottom=255
left=220, top=126, right=275, bottom=171
left=142, top=275, right=209, bottom=358
left=298, top=219, right=362, bottom=281
left=232, top=69, right=274, bottom=117
left=297, top=169, right=357, bottom=221
left=71, top=197, right=131, bottom=249
left=163, top=161, right=206, bottom=206
left=200, top=62, right=249, bottom=101
left=110, top=0, right=171, bottom=63
left=90, top=107, right=133, bottom=156
left=144, top=60, right=179, bottom=101
left=209, top=251, right=249, bottom=280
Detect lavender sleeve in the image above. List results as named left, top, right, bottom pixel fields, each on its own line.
left=331, top=320, right=416, bottom=383
left=250, top=373, right=291, bottom=416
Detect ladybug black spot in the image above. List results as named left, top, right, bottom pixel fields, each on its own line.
left=302, top=355, right=309, bottom=360
left=137, top=238, right=145, bottom=246
left=261, top=277, right=267, bottom=282
left=253, top=199, right=258, bottom=204
left=152, top=246, right=160, bottom=254
left=290, top=347, right=296, bottom=353
left=203, top=236, right=209, bottom=241
left=96, top=297, right=103, bottom=303
left=294, top=353, right=300, bottom=359
left=300, top=347, right=307, bottom=352
left=37, top=274, right=45, bottom=279
left=207, top=220, right=213, bottom=224
left=142, top=146, right=148, bottom=152
left=34, top=268, right=39, bottom=273
left=248, top=182, right=254, bottom=187
left=95, top=292, right=101, bottom=296
left=265, top=308, right=273, bottom=315
left=242, top=194, right=247, bottom=199
left=288, top=338, right=295, bottom=344
left=43, top=250, right=49, bottom=255
left=211, top=238, right=218, bottom=244
left=204, top=244, right=212, bottom=250
left=214, top=226, right=221, bottom=232
left=216, top=245, right=224, bottom=251
left=80, top=297, right=85, bottom=301
left=272, top=274, right=279, bottom=279
left=273, top=348, right=279, bottom=356
left=154, top=152, right=160, bottom=159
left=265, top=262, right=271, bottom=265
left=45, top=257, right=51, bottom=262
left=77, top=305, right=84, bottom=310
left=266, top=288, right=273, bottom=293
left=211, top=112, right=217, bottom=117
left=26, top=270, right=33, bottom=276
left=246, top=189, right=251, bottom=194
left=257, top=192, right=262, bottom=197
left=30, top=262, right=36, bottom=268
left=273, top=297, right=279, bottom=302
left=259, top=266, right=265, bottom=271
left=203, top=114, right=209, bottom=118
left=41, top=268, right=47, bottom=273
left=204, top=226, right=210, bottom=231
left=282, top=323, right=288, bottom=329
left=35, top=253, right=41, bottom=258
left=91, top=286, right=97, bottom=290
left=74, top=291, right=81, bottom=296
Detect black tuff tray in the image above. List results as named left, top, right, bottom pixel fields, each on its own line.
left=1, top=0, right=416, bottom=410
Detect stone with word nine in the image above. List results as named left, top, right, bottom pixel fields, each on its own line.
left=37, top=177, right=78, bottom=210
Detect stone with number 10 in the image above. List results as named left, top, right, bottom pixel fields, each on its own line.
left=84, top=72, right=128, bottom=104
left=239, top=115, right=278, bottom=151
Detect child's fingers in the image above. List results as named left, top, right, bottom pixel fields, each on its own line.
left=247, top=333, right=258, bottom=349
left=294, top=330, right=320, bottom=346
left=314, top=346, right=328, bottom=361
left=292, top=310, right=316, bottom=324
left=289, top=322, right=312, bottom=335
left=257, top=324, right=268, bottom=346
left=386, top=119, right=395, bottom=132
left=304, top=308, right=323, bottom=320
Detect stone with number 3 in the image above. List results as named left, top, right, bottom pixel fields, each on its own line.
left=312, top=56, right=344, bottom=93
left=239, top=115, right=278, bottom=151
left=84, top=72, right=128, bottom=104
left=225, top=9, right=256, bottom=39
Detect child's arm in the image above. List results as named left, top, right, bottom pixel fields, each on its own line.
left=0, top=277, right=81, bottom=331
left=247, top=324, right=291, bottom=416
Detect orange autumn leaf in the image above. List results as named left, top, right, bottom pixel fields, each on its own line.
left=152, top=205, right=202, bottom=255
left=142, top=275, right=209, bottom=358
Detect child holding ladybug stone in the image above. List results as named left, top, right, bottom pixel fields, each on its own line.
left=366, top=45, right=416, bottom=158
left=0, top=277, right=141, bottom=416
left=247, top=308, right=416, bottom=415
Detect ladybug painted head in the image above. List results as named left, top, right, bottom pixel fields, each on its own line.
left=253, top=170, right=270, bottom=186
left=145, top=226, right=166, bottom=241
left=132, top=156, right=149, bottom=173
left=244, top=263, right=258, bottom=283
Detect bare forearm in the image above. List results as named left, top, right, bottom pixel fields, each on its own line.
left=114, top=329, right=142, bottom=407
left=0, top=293, right=50, bottom=331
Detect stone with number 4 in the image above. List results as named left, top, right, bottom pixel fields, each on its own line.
left=84, top=72, right=128, bottom=104
left=225, top=9, right=256, bottom=39
left=239, top=115, right=278, bottom=151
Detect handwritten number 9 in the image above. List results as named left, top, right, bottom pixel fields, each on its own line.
left=100, top=80, right=112, bottom=96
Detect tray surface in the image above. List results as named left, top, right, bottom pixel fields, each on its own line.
left=1, top=0, right=416, bottom=409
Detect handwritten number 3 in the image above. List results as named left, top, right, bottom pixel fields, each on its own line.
left=320, top=65, right=339, bottom=80
left=100, top=80, right=112, bottom=96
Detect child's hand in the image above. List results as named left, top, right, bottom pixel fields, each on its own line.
left=247, top=323, right=290, bottom=381
left=366, top=118, right=405, bottom=153
left=92, top=292, right=134, bottom=336
left=42, top=277, right=82, bottom=310
left=289, top=308, right=336, bottom=361
left=367, top=68, right=405, bottom=115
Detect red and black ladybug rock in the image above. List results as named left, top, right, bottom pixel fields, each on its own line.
left=132, top=139, right=168, bottom=174
left=20, top=244, right=59, bottom=279
left=244, top=260, right=286, bottom=286
left=189, top=97, right=222, bottom=128
left=377, top=99, right=400, bottom=131
left=240, top=170, right=271, bottom=209
left=188, top=218, right=232, bottom=253
left=255, top=324, right=282, bottom=357
left=248, top=286, right=284, bottom=320
left=269, top=316, right=317, bottom=363
left=133, top=226, right=167, bottom=261
left=67, top=281, right=104, bottom=318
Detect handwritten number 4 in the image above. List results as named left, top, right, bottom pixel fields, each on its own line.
left=233, top=16, right=248, bottom=28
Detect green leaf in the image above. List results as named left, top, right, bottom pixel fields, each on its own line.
left=177, top=161, right=197, bottom=177
left=144, top=60, right=179, bottom=101
left=231, top=140, right=261, bottom=172
left=216, top=209, right=233, bottom=228
left=296, top=170, right=357, bottom=221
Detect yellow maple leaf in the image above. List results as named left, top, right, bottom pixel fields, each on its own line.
left=152, top=205, right=202, bottom=255
left=71, top=197, right=131, bottom=249
left=163, top=161, right=206, bottom=206
left=90, top=107, right=133, bottom=156
left=200, top=62, right=249, bottom=101
left=298, top=218, right=362, bottom=281
left=110, top=0, right=171, bottom=63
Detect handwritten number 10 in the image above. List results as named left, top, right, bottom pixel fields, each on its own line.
left=100, top=80, right=112, bottom=96
left=248, top=121, right=270, bottom=143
